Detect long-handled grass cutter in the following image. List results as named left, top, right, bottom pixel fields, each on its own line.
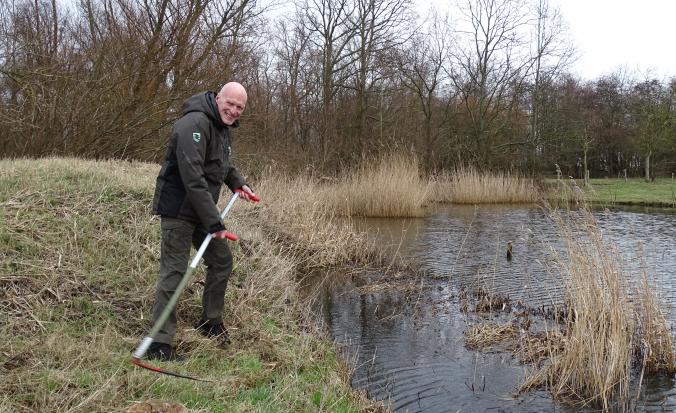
left=131, top=189, right=260, bottom=380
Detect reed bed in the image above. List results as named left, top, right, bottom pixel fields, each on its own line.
left=319, top=153, right=431, bottom=217
left=520, top=208, right=675, bottom=411
left=0, top=157, right=382, bottom=413
left=545, top=177, right=589, bottom=207
left=434, top=166, right=539, bottom=204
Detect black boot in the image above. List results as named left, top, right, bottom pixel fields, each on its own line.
left=146, top=342, right=184, bottom=362
left=195, top=320, right=231, bottom=344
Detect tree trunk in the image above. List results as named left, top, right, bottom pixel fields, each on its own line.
left=583, top=149, right=588, bottom=186
left=644, top=150, right=652, bottom=182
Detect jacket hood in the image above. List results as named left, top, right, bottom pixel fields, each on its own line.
left=181, top=91, right=239, bottom=129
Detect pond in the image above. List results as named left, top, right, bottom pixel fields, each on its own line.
left=305, top=205, right=676, bottom=412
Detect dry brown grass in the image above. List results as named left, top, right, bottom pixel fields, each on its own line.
left=519, top=208, right=675, bottom=411
left=251, top=172, right=375, bottom=268
left=0, top=157, right=384, bottom=413
left=635, top=275, right=675, bottom=374
left=515, top=330, right=566, bottom=366
left=433, top=166, right=539, bottom=204
left=465, top=322, right=517, bottom=350
left=546, top=177, right=588, bottom=207
left=319, top=152, right=431, bottom=217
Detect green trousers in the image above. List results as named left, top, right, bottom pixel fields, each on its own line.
left=152, top=217, right=233, bottom=344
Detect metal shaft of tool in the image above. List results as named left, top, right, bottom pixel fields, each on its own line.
left=132, top=192, right=240, bottom=359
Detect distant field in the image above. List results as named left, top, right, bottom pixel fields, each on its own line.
left=547, top=178, right=676, bottom=207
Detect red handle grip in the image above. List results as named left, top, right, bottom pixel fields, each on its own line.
left=235, top=189, right=260, bottom=203
left=213, top=230, right=238, bottom=241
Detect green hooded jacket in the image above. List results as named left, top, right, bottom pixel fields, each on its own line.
left=152, top=91, right=246, bottom=233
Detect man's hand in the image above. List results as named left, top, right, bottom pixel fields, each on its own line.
left=212, top=230, right=238, bottom=241
left=235, top=185, right=260, bottom=202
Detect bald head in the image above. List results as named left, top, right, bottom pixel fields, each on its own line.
left=219, top=82, right=247, bottom=100
left=215, top=82, right=247, bottom=125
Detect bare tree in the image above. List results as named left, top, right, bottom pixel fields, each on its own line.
left=632, top=78, right=671, bottom=181
left=394, top=12, right=449, bottom=169
left=527, top=0, right=573, bottom=171
left=0, top=0, right=264, bottom=159
left=347, top=0, right=414, bottom=156
left=0, top=0, right=72, bottom=155
left=298, top=0, right=356, bottom=163
left=592, top=72, right=632, bottom=177
left=449, top=0, right=534, bottom=165
left=273, top=16, right=317, bottom=157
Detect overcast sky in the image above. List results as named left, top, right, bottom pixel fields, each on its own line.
left=420, top=0, right=676, bottom=81
left=547, top=0, right=676, bottom=80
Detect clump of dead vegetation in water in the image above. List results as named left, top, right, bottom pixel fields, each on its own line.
left=464, top=207, right=675, bottom=411
left=465, top=322, right=517, bottom=350
left=465, top=208, right=675, bottom=411
left=523, top=208, right=675, bottom=411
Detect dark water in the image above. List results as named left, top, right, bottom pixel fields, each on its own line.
left=307, top=205, right=676, bottom=412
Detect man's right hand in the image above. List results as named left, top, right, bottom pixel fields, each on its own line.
left=212, top=230, right=238, bottom=241
left=235, top=186, right=260, bottom=202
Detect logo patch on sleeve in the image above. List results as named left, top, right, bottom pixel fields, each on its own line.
left=192, top=132, right=201, bottom=143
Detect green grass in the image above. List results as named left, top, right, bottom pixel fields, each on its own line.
left=585, top=178, right=676, bottom=206
left=0, top=157, right=382, bottom=413
left=546, top=178, right=676, bottom=207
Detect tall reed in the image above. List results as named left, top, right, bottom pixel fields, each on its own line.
left=635, top=274, right=675, bottom=375
left=320, top=152, right=431, bottom=217
left=434, top=166, right=539, bottom=204
left=522, top=208, right=675, bottom=410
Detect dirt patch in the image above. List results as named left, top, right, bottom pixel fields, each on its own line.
left=126, top=400, right=187, bottom=413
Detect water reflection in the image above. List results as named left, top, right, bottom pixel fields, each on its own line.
left=356, top=205, right=675, bottom=310
left=311, top=205, right=676, bottom=412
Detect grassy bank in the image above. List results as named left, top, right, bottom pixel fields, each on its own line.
left=547, top=178, right=676, bottom=207
left=0, top=158, right=381, bottom=412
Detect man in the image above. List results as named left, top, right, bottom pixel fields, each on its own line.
left=148, top=82, right=256, bottom=361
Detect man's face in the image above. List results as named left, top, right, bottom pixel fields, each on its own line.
left=215, top=88, right=246, bottom=125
